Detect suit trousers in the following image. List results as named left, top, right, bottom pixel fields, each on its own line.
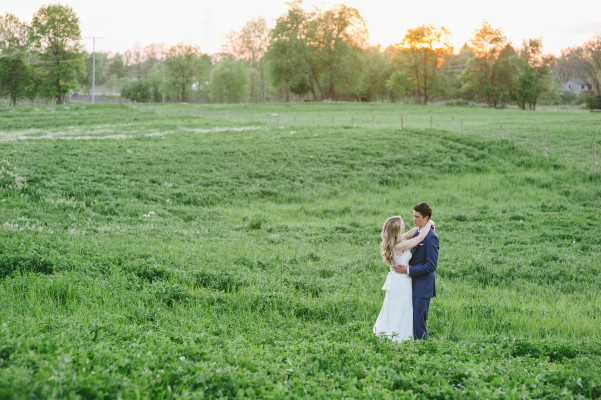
left=413, top=297, right=431, bottom=340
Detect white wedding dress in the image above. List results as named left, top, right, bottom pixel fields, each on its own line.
left=373, top=250, right=413, bottom=342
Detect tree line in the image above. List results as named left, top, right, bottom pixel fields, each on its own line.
left=1, top=1, right=601, bottom=109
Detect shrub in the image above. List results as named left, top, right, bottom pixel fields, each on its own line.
left=584, top=94, right=601, bottom=110
left=121, top=79, right=151, bottom=102
left=209, top=58, right=250, bottom=103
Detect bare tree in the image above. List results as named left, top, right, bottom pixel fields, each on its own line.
left=580, top=36, right=601, bottom=99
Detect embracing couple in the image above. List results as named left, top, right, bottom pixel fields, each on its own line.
left=373, top=203, right=439, bottom=341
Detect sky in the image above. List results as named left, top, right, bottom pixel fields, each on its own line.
left=3, top=0, right=601, bottom=56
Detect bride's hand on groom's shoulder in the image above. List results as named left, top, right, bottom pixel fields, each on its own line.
left=429, top=220, right=435, bottom=230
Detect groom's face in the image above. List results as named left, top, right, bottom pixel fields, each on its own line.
left=413, top=211, right=428, bottom=229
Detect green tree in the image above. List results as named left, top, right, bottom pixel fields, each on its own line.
left=0, top=13, right=33, bottom=105
left=78, top=51, right=107, bottom=95
left=356, top=47, right=394, bottom=101
left=247, top=66, right=262, bottom=102
left=108, top=54, right=127, bottom=78
left=440, top=44, right=474, bottom=99
left=105, top=74, right=128, bottom=95
left=390, top=24, right=453, bottom=104
left=30, top=4, right=84, bottom=104
left=193, top=54, right=212, bottom=102
left=222, top=18, right=270, bottom=102
left=312, top=4, right=369, bottom=100
left=387, top=69, right=413, bottom=101
left=147, top=62, right=164, bottom=102
left=222, top=17, right=269, bottom=67
left=121, top=79, right=151, bottom=102
left=513, top=39, right=555, bottom=110
left=165, top=44, right=211, bottom=102
left=579, top=36, right=601, bottom=108
left=461, top=21, right=516, bottom=108
left=266, top=1, right=370, bottom=101
left=209, top=58, right=250, bottom=103
left=266, top=1, right=315, bottom=101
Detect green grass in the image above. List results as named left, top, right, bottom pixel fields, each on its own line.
left=0, top=103, right=600, bottom=399
left=134, top=102, right=601, bottom=171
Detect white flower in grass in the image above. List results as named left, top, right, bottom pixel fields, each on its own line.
left=179, top=356, right=186, bottom=361
left=166, top=199, right=172, bottom=205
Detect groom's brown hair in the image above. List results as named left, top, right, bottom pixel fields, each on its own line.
left=413, top=203, right=432, bottom=220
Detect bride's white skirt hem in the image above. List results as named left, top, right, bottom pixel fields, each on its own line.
left=373, top=271, right=413, bottom=342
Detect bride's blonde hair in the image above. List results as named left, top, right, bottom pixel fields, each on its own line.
left=380, top=216, right=404, bottom=265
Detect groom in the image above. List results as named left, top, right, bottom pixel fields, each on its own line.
left=393, top=203, right=439, bottom=340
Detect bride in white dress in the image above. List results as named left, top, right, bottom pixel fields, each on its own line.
left=373, top=216, right=435, bottom=342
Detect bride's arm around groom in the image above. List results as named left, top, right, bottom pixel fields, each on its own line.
left=407, top=230, right=439, bottom=280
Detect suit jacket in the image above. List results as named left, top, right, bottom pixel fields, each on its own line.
left=408, top=229, right=439, bottom=298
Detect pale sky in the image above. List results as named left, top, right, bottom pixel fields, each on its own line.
left=3, top=0, right=601, bottom=56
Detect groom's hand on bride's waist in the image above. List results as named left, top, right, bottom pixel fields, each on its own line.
left=393, top=264, right=408, bottom=274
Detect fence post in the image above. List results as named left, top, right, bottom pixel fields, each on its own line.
left=401, top=114, right=404, bottom=129
left=461, top=119, right=464, bottom=133
left=500, top=125, right=503, bottom=139
left=430, top=114, right=433, bottom=129
left=372, top=114, right=375, bottom=128
left=351, top=115, right=354, bottom=127
left=269, top=114, right=273, bottom=124
left=331, top=116, right=335, bottom=126
left=252, top=113, right=255, bottom=122
left=543, top=132, right=547, bottom=156
left=594, top=143, right=597, bottom=173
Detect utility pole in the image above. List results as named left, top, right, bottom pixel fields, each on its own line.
left=85, top=37, right=103, bottom=104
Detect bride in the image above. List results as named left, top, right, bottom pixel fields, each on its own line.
left=373, top=216, right=434, bottom=342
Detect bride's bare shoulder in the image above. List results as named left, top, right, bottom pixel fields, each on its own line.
left=393, top=241, right=408, bottom=255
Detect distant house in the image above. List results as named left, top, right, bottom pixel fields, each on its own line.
left=563, top=78, right=593, bottom=94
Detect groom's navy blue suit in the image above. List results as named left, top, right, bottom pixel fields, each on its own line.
left=409, top=229, right=439, bottom=340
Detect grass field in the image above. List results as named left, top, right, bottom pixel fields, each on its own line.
left=134, top=102, right=601, bottom=172
left=0, top=103, right=600, bottom=399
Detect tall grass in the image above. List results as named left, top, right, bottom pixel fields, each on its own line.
left=0, top=103, right=599, bottom=398
left=134, top=102, right=601, bottom=171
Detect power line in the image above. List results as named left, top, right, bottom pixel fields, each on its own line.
left=0, top=53, right=84, bottom=63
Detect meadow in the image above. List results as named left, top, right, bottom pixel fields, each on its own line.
left=0, top=103, right=600, bottom=399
